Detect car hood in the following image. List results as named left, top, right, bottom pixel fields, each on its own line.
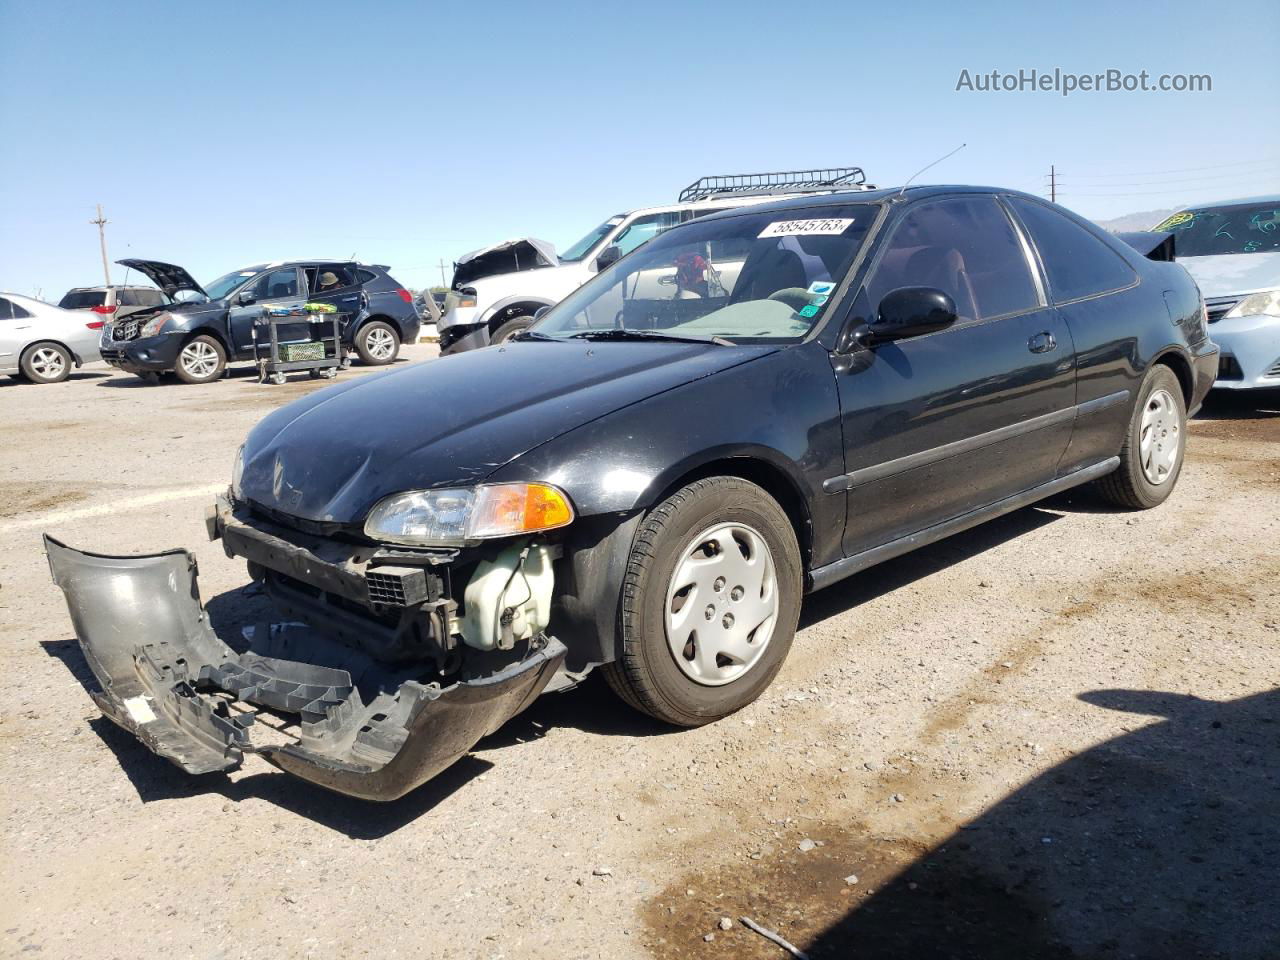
left=1177, top=252, right=1280, bottom=298
left=239, top=340, right=778, bottom=523
left=451, top=238, right=558, bottom=288
left=116, top=259, right=208, bottom=298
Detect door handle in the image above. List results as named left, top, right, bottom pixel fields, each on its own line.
left=1028, top=331, right=1056, bottom=354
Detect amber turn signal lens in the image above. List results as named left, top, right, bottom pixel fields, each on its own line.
left=469, top=483, right=574, bottom=539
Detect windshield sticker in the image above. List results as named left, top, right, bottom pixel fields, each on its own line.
left=759, top=218, right=855, bottom=239
left=810, top=295, right=830, bottom=306
left=807, top=281, right=836, bottom=296
left=798, top=304, right=820, bottom=318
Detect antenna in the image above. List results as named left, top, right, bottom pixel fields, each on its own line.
left=899, top=143, right=967, bottom=197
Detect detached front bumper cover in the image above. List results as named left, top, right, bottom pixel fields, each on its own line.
left=44, top=535, right=565, bottom=801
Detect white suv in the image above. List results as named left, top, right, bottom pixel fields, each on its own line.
left=438, top=168, right=874, bottom=353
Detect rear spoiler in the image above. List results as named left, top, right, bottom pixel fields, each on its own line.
left=1115, top=231, right=1176, bottom=262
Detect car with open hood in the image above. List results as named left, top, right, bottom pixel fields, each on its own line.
left=1150, top=197, right=1280, bottom=389
left=438, top=167, right=877, bottom=353
left=98, top=258, right=420, bottom=383
left=47, top=185, right=1217, bottom=800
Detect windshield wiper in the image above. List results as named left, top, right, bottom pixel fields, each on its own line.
left=567, top=329, right=732, bottom=346
left=510, top=329, right=560, bottom=342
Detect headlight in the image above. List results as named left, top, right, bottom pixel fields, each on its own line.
left=364, top=483, right=574, bottom=546
left=230, top=444, right=245, bottom=500
left=1223, top=289, right=1280, bottom=319
left=139, top=311, right=175, bottom=337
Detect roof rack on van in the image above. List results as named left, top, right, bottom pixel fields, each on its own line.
left=678, top=167, right=869, bottom=203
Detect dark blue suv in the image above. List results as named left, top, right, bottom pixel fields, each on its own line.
left=100, top=259, right=421, bottom=383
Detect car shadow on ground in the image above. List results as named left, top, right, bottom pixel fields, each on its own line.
left=1, top=370, right=111, bottom=387
left=93, top=357, right=410, bottom=388
left=802, top=687, right=1280, bottom=959
left=1193, top=386, right=1280, bottom=420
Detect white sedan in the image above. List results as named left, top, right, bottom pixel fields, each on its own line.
left=0, top=292, right=104, bottom=383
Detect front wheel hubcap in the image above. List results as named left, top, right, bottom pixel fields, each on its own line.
left=1139, top=388, right=1181, bottom=485
left=180, top=341, right=219, bottom=379
left=365, top=328, right=395, bottom=359
left=665, top=521, right=778, bottom=686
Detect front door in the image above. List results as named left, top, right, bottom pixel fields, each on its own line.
left=227, top=267, right=304, bottom=356
left=833, top=195, right=1077, bottom=557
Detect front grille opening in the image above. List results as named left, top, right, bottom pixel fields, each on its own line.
left=1218, top=355, right=1244, bottom=381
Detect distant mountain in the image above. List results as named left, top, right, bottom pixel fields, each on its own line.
left=1093, top=208, right=1178, bottom=233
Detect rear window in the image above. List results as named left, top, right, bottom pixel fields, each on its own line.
left=1152, top=202, right=1280, bottom=257
left=59, top=290, right=106, bottom=309
left=133, top=288, right=167, bottom=306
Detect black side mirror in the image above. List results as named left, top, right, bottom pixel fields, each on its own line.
left=866, top=286, right=957, bottom=343
left=594, top=245, right=622, bottom=272
left=236, top=289, right=256, bottom=306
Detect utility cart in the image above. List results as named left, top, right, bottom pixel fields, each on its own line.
left=252, top=303, right=346, bottom=385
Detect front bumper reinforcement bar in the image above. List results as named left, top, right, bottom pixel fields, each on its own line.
left=44, top=535, right=565, bottom=801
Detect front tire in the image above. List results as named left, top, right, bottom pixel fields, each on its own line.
left=603, top=477, right=802, bottom=726
left=491, top=316, right=534, bottom=345
left=174, top=334, right=226, bottom=384
left=1096, top=364, right=1187, bottom=509
left=354, top=321, right=400, bottom=365
left=20, top=342, right=72, bottom=383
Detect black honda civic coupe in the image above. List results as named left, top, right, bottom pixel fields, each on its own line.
left=47, top=186, right=1217, bottom=800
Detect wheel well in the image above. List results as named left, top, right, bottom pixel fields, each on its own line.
left=356, top=314, right=400, bottom=338
left=654, top=458, right=813, bottom=571
left=1152, top=350, right=1194, bottom=406
left=183, top=327, right=231, bottom=357
left=21, top=339, right=79, bottom=367
left=487, top=302, right=550, bottom=332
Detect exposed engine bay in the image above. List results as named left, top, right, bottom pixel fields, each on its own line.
left=43, top=495, right=568, bottom=801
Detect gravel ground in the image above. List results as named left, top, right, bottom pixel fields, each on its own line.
left=1, top=350, right=1277, bottom=960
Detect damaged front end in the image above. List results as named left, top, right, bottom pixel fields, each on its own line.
left=44, top=497, right=567, bottom=801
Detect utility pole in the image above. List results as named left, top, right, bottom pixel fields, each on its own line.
left=437, top=258, right=449, bottom=288
left=1049, top=165, right=1057, bottom=203
left=90, top=204, right=111, bottom=286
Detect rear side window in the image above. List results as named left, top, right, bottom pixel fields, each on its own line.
left=0, top=297, right=32, bottom=320
left=58, top=290, right=106, bottom=309
left=867, top=196, right=1041, bottom=324
left=1010, top=197, right=1137, bottom=302
left=357, top=268, right=378, bottom=284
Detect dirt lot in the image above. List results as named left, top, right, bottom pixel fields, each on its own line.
left=1, top=350, right=1277, bottom=960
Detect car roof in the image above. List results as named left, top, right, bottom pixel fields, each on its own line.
left=64, top=284, right=162, bottom=292
left=1174, top=194, right=1280, bottom=211
left=688, top=184, right=1046, bottom=221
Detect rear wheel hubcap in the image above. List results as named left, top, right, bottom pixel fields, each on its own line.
left=31, top=348, right=65, bottom=379
left=365, top=328, right=395, bottom=359
left=1139, top=388, right=1180, bottom=485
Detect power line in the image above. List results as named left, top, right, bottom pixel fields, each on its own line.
left=1050, top=170, right=1280, bottom=188
left=1063, top=156, right=1280, bottom=180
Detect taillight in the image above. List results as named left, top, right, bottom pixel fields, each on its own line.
left=397, top=289, right=413, bottom=303
left=90, top=304, right=117, bottom=314
left=85, top=321, right=105, bottom=330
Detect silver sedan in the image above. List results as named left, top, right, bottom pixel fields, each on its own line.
left=0, top=292, right=104, bottom=383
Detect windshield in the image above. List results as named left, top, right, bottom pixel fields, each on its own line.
left=1153, top=202, right=1280, bottom=257
left=203, top=269, right=262, bottom=300
left=558, top=216, right=624, bottom=263
left=534, top=204, right=878, bottom=343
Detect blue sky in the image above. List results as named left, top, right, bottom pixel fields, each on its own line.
left=2, top=0, right=1277, bottom=298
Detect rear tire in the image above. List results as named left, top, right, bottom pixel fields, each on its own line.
left=174, top=334, right=226, bottom=384
left=491, top=316, right=534, bottom=345
left=20, top=342, right=72, bottom=383
left=1096, top=364, right=1186, bottom=509
left=354, top=321, right=400, bottom=365
left=602, top=477, right=802, bottom=727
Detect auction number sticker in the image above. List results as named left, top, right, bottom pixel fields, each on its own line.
left=758, top=218, right=855, bottom=238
